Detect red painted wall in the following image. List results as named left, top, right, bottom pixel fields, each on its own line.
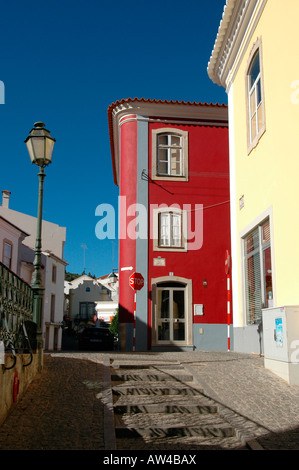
left=117, top=117, right=231, bottom=349
left=118, top=119, right=137, bottom=323
left=147, top=122, right=231, bottom=331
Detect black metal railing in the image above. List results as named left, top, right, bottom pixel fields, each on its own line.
left=0, top=261, right=35, bottom=369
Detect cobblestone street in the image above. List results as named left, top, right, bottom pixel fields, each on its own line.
left=0, top=355, right=105, bottom=450
left=0, top=349, right=299, bottom=453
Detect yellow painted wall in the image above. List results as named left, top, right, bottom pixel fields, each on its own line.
left=230, top=0, right=299, bottom=323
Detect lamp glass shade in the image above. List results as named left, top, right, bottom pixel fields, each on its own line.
left=25, top=122, right=55, bottom=166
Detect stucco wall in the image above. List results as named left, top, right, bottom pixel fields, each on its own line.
left=228, top=0, right=299, bottom=329
left=0, top=353, right=40, bottom=425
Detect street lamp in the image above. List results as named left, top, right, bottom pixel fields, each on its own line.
left=25, top=122, right=56, bottom=368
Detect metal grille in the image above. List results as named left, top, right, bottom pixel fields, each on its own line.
left=0, top=261, right=34, bottom=368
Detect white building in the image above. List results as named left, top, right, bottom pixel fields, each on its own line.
left=64, top=273, right=119, bottom=327
left=0, top=190, right=67, bottom=350
left=0, top=215, right=30, bottom=276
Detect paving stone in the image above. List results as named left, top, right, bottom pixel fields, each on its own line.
left=0, top=349, right=298, bottom=451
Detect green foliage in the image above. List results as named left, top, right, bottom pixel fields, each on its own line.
left=65, top=271, right=81, bottom=282
left=110, top=312, right=118, bottom=336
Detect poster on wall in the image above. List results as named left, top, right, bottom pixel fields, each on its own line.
left=275, top=317, right=283, bottom=347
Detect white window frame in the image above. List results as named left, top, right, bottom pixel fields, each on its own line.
left=153, top=207, right=188, bottom=252
left=152, top=128, right=188, bottom=181
left=246, top=38, right=266, bottom=153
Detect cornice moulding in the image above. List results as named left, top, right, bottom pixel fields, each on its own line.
left=207, top=0, right=263, bottom=88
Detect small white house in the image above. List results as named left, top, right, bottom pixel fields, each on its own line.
left=64, top=273, right=119, bottom=327
left=95, top=272, right=118, bottom=323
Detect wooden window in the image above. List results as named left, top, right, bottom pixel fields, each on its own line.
left=153, top=207, right=187, bottom=252
left=3, top=241, right=12, bottom=269
left=159, top=212, right=182, bottom=248
left=52, top=265, right=57, bottom=283
left=157, top=134, right=183, bottom=177
left=246, top=38, right=266, bottom=153
left=152, top=128, right=188, bottom=181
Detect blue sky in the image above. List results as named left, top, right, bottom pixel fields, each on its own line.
left=0, top=0, right=227, bottom=277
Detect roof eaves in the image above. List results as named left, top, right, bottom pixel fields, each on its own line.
left=207, top=0, right=238, bottom=86
left=107, top=98, right=227, bottom=186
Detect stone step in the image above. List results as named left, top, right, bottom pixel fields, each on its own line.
left=111, top=371, right=194, bottom=383
left=115, top=423, right=236, bottom=440
left=112, top=362, right=184, bottom=370
left=114, top=403, right=218, bottom=414
left=112, top=383, right=204, bottom=397
left=111, top=363, right=244, bottom=450
left=115, top=409, right=230, bottom=426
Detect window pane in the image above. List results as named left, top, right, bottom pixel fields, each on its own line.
left=158, top=322, right=170, bottom=341
left=262, top=220, right=270, bottom=244
left=158, top=290, right=170, bottom=319
left=249, top=51, right=260, bottom=88
left=158, top=160, right=168, bottom=175
left=264, top=247, right=273, bottom=308
left=251, top=115, right=257, bottom=141
left=250, top=90, right=256, bottom=117
left=158, top=148, right=168, bottom=175
left=171, top=214, right=181, bottom=246
left=246, top=228, right=259, bottom=254
left=158, top=134, right=168, bottom=146
left=159, top=213, right=170, bottom=246
left=173, top=322, right=185, bottom=341
left=257, top=104, right=263, bottom=133
left=3, top=242, right=12, bottom=268
left=4, top=243, right=11, bottom=257
left=170, top=148, right=181, bottom=175
left=170, top=135, right=181, bottom=147
left=256, top=78, right=262, bottom=105
left=173, top=290, right=185, bottom=319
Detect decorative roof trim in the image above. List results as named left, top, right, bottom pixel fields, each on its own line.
left=107, top=98, right=227, bottom=186
left=207, top=0, right=263, bottom=88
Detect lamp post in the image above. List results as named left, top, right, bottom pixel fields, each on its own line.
left=25, top=122, right=56, bottom=369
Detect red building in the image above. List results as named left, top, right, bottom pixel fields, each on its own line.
left=107, top=98, right=231, bottom=351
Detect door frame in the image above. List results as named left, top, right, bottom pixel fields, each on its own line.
left=151, top=276, right=193, bottom=347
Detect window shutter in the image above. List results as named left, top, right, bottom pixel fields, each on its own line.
left=172, top=213, right=181, bottom=247
left=245, top=227, right=262, bottom=324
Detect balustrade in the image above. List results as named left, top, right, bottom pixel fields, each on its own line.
left=0, top=261, right=35, bottom=369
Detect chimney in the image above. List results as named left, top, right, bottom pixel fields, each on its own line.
left=2, top=190, right=11, bottom=209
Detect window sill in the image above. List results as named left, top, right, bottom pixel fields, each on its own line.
left=247, top=127, right=266, bottom=155
left=153, top=245, right=188, bottom=253
left=152, top=174, right=189, bottom=182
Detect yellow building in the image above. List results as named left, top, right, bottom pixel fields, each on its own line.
left=208, top=0, right=299, bottom=354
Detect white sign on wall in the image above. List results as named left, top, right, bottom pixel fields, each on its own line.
left=194, top=304, right=204, bottom=316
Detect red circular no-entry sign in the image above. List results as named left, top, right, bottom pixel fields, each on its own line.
left=129, top=272, right=144, bottom=291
